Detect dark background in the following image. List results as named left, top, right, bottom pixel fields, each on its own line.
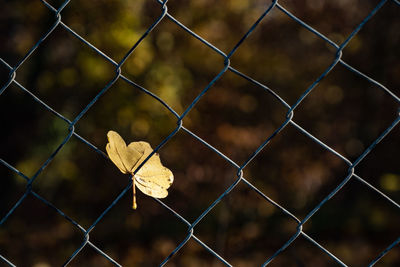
left=1, top=0, right=399, bottom=266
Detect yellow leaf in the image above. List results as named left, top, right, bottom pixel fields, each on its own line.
left=106, top=131, right=174, bottom=209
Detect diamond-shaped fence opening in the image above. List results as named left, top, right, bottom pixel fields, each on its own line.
left=1, top=0, right=399, bottom=266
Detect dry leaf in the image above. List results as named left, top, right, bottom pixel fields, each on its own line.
left=106, top=131, right=173, bottom=209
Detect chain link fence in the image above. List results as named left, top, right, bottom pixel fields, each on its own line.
left=1, top=0, right=399, bottom=266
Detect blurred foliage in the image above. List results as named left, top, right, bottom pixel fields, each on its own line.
left=0, top=0, right=399, bottom=266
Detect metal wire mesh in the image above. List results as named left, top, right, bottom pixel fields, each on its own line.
left=1, top=0, right=399, bottom=266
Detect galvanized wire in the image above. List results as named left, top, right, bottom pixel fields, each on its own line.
left=1, top=0, right=399, bottom=266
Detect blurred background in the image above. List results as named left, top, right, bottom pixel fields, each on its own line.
left=0, top=0, right=399, bottom=266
